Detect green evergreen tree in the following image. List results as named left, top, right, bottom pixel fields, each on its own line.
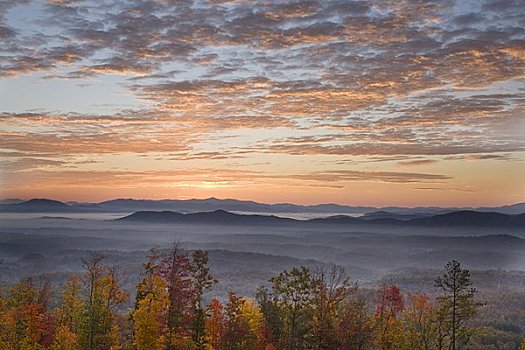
left=434, top=260, right=482, bottom=350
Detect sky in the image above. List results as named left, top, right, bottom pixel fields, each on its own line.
left=0, top=0, right=524, bottom=206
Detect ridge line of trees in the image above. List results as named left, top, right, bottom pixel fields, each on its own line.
left=0, top=245, right=518, bottom=350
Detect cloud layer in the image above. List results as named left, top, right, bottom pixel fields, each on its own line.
left=1, top=0, right=524, bottom=204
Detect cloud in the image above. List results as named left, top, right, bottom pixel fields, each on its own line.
left=412, top=187, right=478, bottom=193
left=1, top=0, right=525, bottom=202
left=0, top=157, right=67, bottom=172
left=284, top=169, right=451, bottom=184
left=444, top=154, right=518, bottom=161
left=398, top=159, right=439, bottom=167
left=0, top=167, right=451, bottom=194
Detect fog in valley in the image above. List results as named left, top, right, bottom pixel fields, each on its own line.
left=2, top=210, right=524, bottom=301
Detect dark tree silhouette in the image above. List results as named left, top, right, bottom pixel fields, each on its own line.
left=435, top=260, right=482, bottom=350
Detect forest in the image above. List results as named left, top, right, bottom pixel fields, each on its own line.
left=1, top=244, right=523, bottom=350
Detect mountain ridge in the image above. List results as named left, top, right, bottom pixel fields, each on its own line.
left=2, top=197, right=524, bottom=215
left=117, top=209, right=296, bottom=225
left=117, top=209, right=525, bottom=228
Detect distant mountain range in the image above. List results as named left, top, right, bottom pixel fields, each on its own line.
left=118, top=209, right=525, bottom=228
left=1, top=197, right=524, bottom=216
left=1, top=198, right=524, bottom=227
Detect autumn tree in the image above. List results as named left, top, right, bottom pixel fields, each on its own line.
left=160, top=243, right=195, bottom=348
left=399, top=293, right=438, bottom=350
left=0, top=289, right=10, bottom=349
left=80, top=254, right=128, bottom=350
left=52, top=324, right=79, bottom=350
left=53, top=276, right=84, bottom=350
left=81, top=254, right=105, bottom=350
left=311, top=266, right=352, bottom=350
left=55, top=276, right=84, bottom=334
left=131, top=245, right=217, bottom=350
left=239, top=298, right=266, bottom=350
left=205, top=298, right=225, bottom=350
left=373, top=284, right=404, bottom=350
left=132, top=250, right=169, bottom=350
left=255, top=286, right=282, bottom=349
left=190, top=249, right=217, bottom=350
left=434, top=260, right=482, bottom=350
left=223, top=292, right=257, bottom=350
left=336, top=289, right=373, bottom=350
left=258, top=266, right=318, bottom=350
left=0, top=277, right=55, bottom=350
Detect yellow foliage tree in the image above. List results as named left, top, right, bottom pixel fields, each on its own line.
left=51, top=325, right=79, bottom=350
left=399, top=293, right=438, bottom=350
left=132, top=274, right=169, bottom=350
left=55, top=277, right=84, bottom=336
left=239, top=298, right=266, bottom=349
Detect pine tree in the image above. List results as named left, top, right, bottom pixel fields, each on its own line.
left=434, top=260, right=482, bottom=350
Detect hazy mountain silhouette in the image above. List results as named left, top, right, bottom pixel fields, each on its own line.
left=311, top=210, right=525, bottom=227
left=0, top=198, right=24, bottom=205
left=85, top=199, right=525, bottom=215
left=118, top=209, right=296, bottom=225
left=474, top=202, right=525, bottom=215
left=97, top=197, right=376, bottom=214
left=408, top=210, right=525, bottom=227
left=117, top=209, right=525, bottom=228
left=1, top=197, right=524, bottom=216
left=0, top=199, right=74, bottom=212
left=361, top=210, right=434, bottom=220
